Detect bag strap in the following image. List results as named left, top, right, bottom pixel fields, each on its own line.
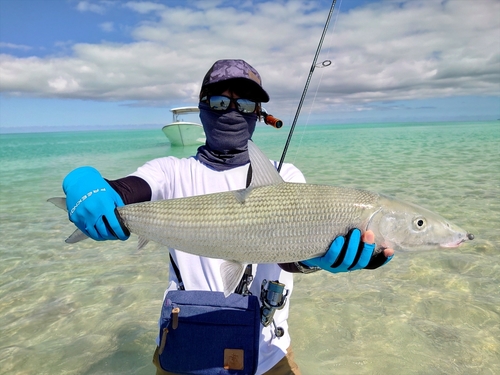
left=169, top=253, right=185, bottom=291
left=246, top=163, right=253, bottom=188
left=169, top=253, right=253, bottom=294
left=234, top=264, right=253, bottom=295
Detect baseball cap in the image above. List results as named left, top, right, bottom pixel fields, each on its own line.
left=201, top=59, right=270, bottom=103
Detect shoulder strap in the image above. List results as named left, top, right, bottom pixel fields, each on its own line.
left=234, top=264, right=253, bottom=295
left=169, top=254, right=252, bottom=294
left=169, top=253, right=185, bottom=291
left=246, top=163, right=253, bottom=188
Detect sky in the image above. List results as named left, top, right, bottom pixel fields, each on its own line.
left=0, top=0, right=499, bottom=132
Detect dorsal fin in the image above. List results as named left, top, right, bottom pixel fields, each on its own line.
left=247, top=140, right=284, bottom=187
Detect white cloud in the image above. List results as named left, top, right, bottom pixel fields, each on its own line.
left=76, top=0, right=118, bottom=14
left=1, top=0, right=499, bottom=114
left=76, top=1, right=107, bottom=14
left=100, top=22, right=114, bottom=32
left=124, top=1, right=167, bottom=14
left=0, top=42, right=32, bottom=51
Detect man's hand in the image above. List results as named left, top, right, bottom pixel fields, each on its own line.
left=300, top=229, right=394, bottom=273
left=63, top=166, right=129, bottom=241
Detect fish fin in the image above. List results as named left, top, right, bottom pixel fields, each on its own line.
left=220, top=261, right=247, bottom=297
left=137, top=236, right=149, bottom=250
left=65, top=229, right=89, bottom=243
left=48, top=197, right=67, bottom=211
left=247, top=140, right=284, bottom=187
left=233, top=187, right=253, bottom=203
left=48, top=198, right=89, bottom=243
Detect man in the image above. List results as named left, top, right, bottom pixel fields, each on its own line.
left=62, top=59, right=393, bottom=375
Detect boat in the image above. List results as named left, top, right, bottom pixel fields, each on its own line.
left=162, top=107, right=205, bottom=146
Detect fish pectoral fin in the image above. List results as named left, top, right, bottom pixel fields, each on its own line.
left=137, top=236, right=149, bottom=250
left=220, top=261, right=247, bottom=297
left=65, top=229, right=89, bottom=243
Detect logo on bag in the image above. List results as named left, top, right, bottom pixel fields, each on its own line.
left=224, top=349, right=244, bottom=371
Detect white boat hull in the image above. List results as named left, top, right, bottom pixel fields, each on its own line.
left=162, top=122, right=206, bottom=147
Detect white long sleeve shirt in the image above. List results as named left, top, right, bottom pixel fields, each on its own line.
left=131, top=155, right=306, bottom=374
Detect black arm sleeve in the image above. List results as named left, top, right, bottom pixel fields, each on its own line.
left=107, top=176, right=152, bottom=204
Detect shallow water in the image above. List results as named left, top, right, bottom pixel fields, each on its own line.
left=1, top=121, right=499, bottom=374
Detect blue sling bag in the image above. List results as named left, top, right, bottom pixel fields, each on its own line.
left=158, top=257, right=260, bottom=375
left=158, top=290, right=260, bottom=375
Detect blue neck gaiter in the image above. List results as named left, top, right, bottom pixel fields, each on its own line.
left=196, top=102, right=257, bottom=171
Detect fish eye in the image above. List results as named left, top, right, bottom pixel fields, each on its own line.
left=413, top=217, right=427, bottom=231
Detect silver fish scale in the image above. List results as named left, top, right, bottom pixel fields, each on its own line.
left=118, top=183, right=381, bottom=263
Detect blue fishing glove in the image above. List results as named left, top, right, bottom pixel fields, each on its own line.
left=301, top=229, right=392, bottom=273
left=63, top=166, right=129, bottom=241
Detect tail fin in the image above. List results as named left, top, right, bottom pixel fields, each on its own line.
left=48, top=197, right=89, bottom=244
left=48, top=197, right=68, bottom=211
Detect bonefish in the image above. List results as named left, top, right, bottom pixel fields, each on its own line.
left=49, top=141, right=473, bottom=295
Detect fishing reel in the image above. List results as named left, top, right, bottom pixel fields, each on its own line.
left=260, top=279, right=289, bottom=337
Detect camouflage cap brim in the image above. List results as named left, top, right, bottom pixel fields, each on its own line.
left=201, top=59, right=270, bottom=102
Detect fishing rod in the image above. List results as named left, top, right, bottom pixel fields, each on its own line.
left=277, top=0, right=337, bottom=172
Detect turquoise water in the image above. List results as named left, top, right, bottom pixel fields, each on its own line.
left=1, top=122, right=499, bottom=374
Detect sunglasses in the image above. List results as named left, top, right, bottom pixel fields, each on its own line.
left=202, top=95, right=257, bottom=114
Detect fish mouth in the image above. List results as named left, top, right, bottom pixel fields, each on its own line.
left=440, top=240, right=464, bottom=248
left=440, top=233, right=474, bottom=248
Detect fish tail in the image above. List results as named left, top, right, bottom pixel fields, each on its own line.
left=48, top=197, right=67, bottom=211
left=48, top=197, right=89, bottom=244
